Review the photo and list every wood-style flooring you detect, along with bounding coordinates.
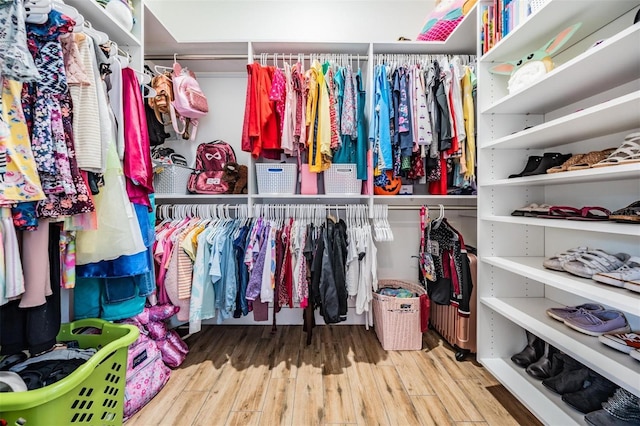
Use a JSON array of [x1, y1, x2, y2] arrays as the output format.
[[126, 325, 541, 426]]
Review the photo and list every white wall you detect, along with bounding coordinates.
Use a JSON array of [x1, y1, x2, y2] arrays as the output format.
[[145, 0, 435, 43]]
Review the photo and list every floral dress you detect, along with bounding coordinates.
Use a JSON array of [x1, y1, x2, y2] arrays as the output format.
[[0, 79, 46, 206], [22, 10, 94, 218]]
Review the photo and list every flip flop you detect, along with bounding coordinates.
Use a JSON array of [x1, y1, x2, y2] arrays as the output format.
[[537, 206, 581, 219], [510, 203, 551, 216], [566, 206, 611, 221]]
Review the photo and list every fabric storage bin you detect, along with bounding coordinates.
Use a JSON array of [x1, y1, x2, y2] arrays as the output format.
[[0, 319, 139, 426], [324, 163, 361, 194], [153, 163, 194, 194], [255, 163, 297, 195], [372, 280, 427, 350]]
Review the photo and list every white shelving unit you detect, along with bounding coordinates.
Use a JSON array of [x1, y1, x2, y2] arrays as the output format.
[[66, 0, 143, 69], [477, 0, 640, 423]]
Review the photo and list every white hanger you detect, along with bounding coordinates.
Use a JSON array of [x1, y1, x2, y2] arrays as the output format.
[[83, 21, 109, 46]]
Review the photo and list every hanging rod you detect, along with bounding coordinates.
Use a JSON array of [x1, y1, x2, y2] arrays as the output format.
[[145, 53, 370, 61]]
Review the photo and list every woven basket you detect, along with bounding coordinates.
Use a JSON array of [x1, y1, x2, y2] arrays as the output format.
[[372, 280, 427, 351], [153, 163, 194, 194]]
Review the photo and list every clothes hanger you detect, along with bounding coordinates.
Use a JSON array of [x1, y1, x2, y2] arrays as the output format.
[[82, 21, 109, 46]]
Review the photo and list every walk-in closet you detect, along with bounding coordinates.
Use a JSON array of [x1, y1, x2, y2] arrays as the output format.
[[1, 0, 638, 425]]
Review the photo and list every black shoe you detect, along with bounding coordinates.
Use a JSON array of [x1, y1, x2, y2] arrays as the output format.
[[522, 152, 572, 176], [509, 156, 543, 178], [511, 330, 545, 368], [562, 372, 618, 414], [542, 354, 589, 395], [526, 344, 562, 380]]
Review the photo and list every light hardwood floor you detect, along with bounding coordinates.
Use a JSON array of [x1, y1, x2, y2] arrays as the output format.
[[126, 325, 541, 426]]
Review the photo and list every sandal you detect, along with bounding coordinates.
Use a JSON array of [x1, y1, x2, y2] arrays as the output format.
[[537, 206, 582, 219], [565, 206, 611, 221], [562, 250, 630, 279], [543, 246, 589, 271], [511, 203, 551, 216], [592, 133, 640, 167], [567, 148, 616, 170], [609, 200, 640, 223], [547, 153, 585, 173]]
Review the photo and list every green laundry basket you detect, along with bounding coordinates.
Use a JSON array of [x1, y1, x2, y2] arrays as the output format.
[[0, 318, 139, 426]]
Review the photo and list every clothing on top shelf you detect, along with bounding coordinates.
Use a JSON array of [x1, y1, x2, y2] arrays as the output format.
[[242, 56, 368, 181], [371, 55, 477, 195]]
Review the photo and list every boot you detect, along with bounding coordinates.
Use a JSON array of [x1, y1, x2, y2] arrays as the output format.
[[562, 372, 619, 414], [509, 155, 542, 178], [585, 388, 640, 426], [511, 330, 545, 368], [522, 152, 572, 176], [542, 354, 589, 394], [526, 343, 561, 380]]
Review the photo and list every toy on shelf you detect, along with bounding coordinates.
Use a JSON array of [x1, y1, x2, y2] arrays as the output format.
[[489, 22, 582, 94]]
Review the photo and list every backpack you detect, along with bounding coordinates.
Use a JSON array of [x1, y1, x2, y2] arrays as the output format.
[[122, 330, 171, 421], [148, 71, 174, 125], [187, 140, 237, 194], [170, 62, 209, 141]]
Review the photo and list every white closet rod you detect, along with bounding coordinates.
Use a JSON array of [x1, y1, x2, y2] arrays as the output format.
[[145, 54, 370, 61], [157, 203, 476, 211]]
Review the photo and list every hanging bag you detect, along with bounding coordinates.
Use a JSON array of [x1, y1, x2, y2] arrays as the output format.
[[170, 62, 209, 140], [148, 71, 174, 125], [418, 206, 436, 284]]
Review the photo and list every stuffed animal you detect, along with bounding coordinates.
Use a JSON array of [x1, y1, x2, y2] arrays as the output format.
[[234, 164, 248, 194], [489, 23, 582, 94], [222, 162, 249, 194]]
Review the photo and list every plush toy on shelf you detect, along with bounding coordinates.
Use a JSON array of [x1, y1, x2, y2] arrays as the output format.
[[222, 162, 248, 194], [489, 22, 582, 95]]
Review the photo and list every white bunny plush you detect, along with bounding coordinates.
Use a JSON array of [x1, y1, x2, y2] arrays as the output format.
[[490, 23, 582, 94]]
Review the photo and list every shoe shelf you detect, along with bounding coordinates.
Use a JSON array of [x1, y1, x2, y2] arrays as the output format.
[[66, 0, 142, 47], [482, 216, 640, 237], [479, 358, 584, 425], [481, 163, 640, 187], [481, 296, 640, 396], [481, 92, 640, 151], [482, 256, 640, 315], [481, 23, 640, 115]]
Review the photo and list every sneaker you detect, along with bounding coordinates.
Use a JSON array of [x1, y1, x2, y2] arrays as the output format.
[[623, 279, 640, 294], [593, 257, 640, 287], [599, 332, 640, 354], [630, 349, 640, 362], [564, 310, 631, 337], [546, 303, 604, 322]]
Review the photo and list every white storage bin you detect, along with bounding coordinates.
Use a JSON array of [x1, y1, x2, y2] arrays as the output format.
[[255, 163, 297, 195], [324, 163, 361, 195]]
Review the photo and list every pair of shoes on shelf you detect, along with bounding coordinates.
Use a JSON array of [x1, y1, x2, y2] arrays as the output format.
[[537, 205, 610, 220], [510, 202, 552, 216], [546, 304, 631, 337], [546, 148, 616, 173], [599, 332, 640, 363], [509, 331, 562, 379], [591, 132, 640, 168], [609, 200, 640, 224], [540, 355, 619, 414], [585, 388, 640, 426], [509, 152, 572, 178], [561, 249, 630, 279]]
